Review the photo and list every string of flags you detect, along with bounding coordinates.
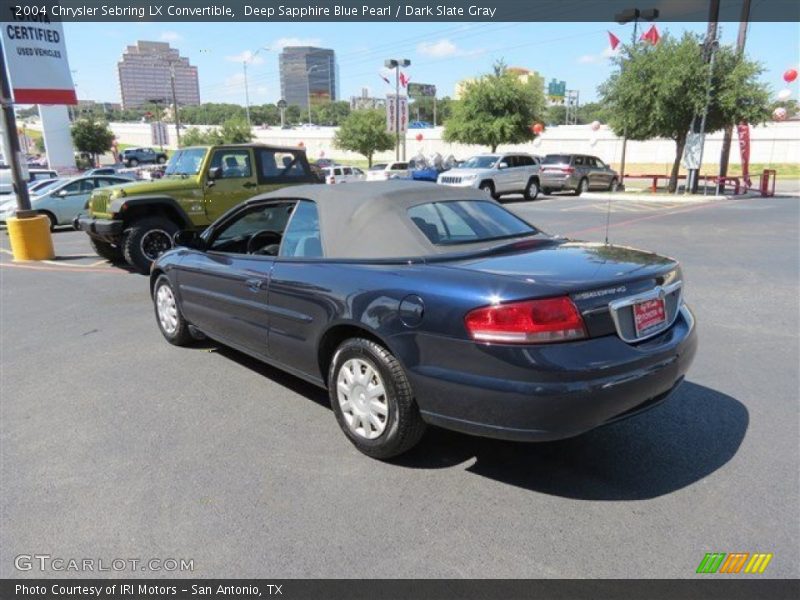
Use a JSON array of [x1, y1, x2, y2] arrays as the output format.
[[606, 24, 661, 51], [379, 67, 410, 88]]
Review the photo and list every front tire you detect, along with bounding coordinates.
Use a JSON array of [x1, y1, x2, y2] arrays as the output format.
[[329, 338, 426, 459], [39, 211, 57, 231], [128, 158, 139, 167], [122, 216, 179, 274], [608, 177, 619, 192], [153, 275, 193, 346], [479, 181, 497, 200], [524, 178, 540, 201], [157, 156, 167, 164], [89, 237, 123, 262]]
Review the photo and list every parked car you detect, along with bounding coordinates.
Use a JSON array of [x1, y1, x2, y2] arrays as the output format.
[[0, 175, 132, 230], [540, 154, 620, 195], [151, 181, 697, 459], [322, 165, 366, 184], [408, 121, 433, 129], [0, 168, 59, 195], [120, 147, 168, 168], [437, 153, 543, 200], [84, 167, 118, 176], [366, 161, 410, 181], [75, 144, 320, 272], [28, 177, 66, 195]]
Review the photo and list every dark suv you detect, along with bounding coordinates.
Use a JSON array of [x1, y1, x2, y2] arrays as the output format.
[[120, 147, 168, 167], [540, 154, 619, 195]]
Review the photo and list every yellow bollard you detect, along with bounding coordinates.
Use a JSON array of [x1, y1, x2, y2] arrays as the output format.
[[6, 215, 55, 260]]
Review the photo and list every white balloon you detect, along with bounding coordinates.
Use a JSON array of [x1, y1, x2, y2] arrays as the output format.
[[777, 88, 792, 100], [590, 120, 601, 131]]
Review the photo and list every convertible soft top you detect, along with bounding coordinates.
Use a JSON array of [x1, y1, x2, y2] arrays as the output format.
[[251, 180, 496, 259]]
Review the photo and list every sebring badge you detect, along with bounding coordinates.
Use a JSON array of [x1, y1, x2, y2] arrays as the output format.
[[573, 286, 628, 301]]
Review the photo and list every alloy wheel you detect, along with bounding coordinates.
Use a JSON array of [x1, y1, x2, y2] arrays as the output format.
[[156, 284, 178, 335]]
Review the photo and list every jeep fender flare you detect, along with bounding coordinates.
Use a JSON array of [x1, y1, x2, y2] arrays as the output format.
[[109, 196, 194, 229]]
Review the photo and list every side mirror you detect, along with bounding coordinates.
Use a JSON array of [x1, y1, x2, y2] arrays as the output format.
[[498, 162, 509, 170], [174, 230, 204, 250], [56, 189, 68, 197], [208, 166, 223, 181]]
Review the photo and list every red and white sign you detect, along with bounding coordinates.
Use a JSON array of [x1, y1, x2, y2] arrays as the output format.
[[386, 93, 409, 133], [737, 122, 751, 189], [633, 298, 666, 336], [1, 19, 77, 104]]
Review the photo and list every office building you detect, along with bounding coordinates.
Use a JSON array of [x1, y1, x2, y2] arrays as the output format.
[[279, 46, 337, 109], [118, 41, 200, 109]]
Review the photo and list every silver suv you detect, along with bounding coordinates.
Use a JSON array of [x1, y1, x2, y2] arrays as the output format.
[[437, 153, 543, 200], [540, 154, 619, 195]]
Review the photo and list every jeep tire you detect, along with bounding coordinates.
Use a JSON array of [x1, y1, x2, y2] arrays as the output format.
[[90, 237, 123, 262], [122, 216, 179, 274]]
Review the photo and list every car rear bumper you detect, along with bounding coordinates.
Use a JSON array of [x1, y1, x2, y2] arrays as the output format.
[[400, 304, 697, 442], [73, 214, 124, 240], [540, 174, 577, 190]]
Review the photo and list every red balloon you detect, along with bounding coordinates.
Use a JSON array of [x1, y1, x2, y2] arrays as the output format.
[[415, 133, 423, 142], [532, 123, 544, 135], [784, 68, 798, 83], [298, 141, 304, 147]]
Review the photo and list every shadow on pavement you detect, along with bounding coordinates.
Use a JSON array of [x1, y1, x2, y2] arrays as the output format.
[[201, 344, 748, 500], [395, 381, 748, 500]]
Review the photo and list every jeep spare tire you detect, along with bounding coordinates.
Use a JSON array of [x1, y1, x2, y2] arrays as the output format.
[[123, 216, 179, 274]]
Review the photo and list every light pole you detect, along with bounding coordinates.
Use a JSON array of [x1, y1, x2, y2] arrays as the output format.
[[613, 8, 659, 190], [243, 47, 270, 129], [385, 58, 410, 161]]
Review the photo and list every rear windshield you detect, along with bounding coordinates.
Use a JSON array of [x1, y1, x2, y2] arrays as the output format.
[[543, 155, 572, 165], [408, 200, 537, 246]]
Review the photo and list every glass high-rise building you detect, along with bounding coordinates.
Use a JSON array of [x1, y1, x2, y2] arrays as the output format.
[[118, 41, 200, 109], [279, 47, 337, 109]]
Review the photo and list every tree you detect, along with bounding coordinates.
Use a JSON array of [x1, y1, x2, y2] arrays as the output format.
[[410, 96, 454, 125], [443, 61, 546, 152], [179, 118, 252, 147], [70, 119, 114, 166], [312, 101, 351, 126], [333, 109, 394, 167], [599, 32, 770, 192], [219, 118, 253, 143]]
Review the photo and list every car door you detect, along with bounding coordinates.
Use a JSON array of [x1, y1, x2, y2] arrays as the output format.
[[50, 178, 95, 223], [496, 155, 518, 192], [265, 200, 327, 377], [177, 201, 297, 357], [593, 157, 612, 188], [203, 148, 259, 222]]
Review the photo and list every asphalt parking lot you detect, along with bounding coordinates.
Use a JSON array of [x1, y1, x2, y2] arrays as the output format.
[[1, 191, 798, 578]]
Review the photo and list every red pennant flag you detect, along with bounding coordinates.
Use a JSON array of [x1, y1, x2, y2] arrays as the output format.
[[641, 24, 660, 45], [379, 72, 390, 85], [608, 31, 620, 51], [399, 71, 410, 88]]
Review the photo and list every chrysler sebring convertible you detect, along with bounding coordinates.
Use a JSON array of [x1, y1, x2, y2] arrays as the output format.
[[151, 181, 697, 459]]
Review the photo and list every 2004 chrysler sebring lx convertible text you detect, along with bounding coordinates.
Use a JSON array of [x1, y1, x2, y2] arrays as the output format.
[[151, 181, 697, 459]]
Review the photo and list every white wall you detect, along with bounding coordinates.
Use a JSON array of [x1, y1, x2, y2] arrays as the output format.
[[101, 120, 800, 167]]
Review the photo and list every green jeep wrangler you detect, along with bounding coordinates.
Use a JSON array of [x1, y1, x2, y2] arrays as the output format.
[[75, 144, 320, 273]]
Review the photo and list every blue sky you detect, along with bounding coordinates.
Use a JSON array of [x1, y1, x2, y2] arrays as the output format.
[[63, 21, 800, 106]]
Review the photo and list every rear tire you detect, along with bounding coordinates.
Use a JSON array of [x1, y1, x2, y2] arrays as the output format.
[[574, 178, 589, 196], [153, 275, 193, 346], [157, 156, 167, 164], [329, 338, 426, 459], [122, 216, 179, 274], [89, 237, 123, 262], [524, 178, 540, 201]]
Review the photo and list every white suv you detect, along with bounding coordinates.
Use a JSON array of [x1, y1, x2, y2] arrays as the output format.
[[366, 161, 410, 181], [437, 153, 542, 200], [322, 165, 366, 184]]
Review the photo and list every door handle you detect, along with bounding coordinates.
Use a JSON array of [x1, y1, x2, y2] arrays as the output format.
[[246, 278, 266, 292], [243, 182, 258, 188]]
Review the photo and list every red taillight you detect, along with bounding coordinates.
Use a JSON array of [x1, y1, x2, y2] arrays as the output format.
[[562, 166, 575, 174], [464, 296, 587, 344]]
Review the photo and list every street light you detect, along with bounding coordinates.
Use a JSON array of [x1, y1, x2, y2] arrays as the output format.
[[614, 8, 659, 190], [385, 58, 411, 160], [243, 47, 270, 129]]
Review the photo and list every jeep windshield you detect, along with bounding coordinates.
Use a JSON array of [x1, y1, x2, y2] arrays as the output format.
[[164, 148, 207, 177], [459, 156, 499, 169]]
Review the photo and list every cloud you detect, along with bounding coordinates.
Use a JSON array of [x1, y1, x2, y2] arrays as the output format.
[[577, 47, 618, 64], [226, 50, 266, 65], [160, 31, 182, 42], [416, 39, 483, 58], [269, 37, 322, 51]]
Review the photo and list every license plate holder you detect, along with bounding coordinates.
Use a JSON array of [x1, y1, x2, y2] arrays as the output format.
[[633, 297, 666, 337]]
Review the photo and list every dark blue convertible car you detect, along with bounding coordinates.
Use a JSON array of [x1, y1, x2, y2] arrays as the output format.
[[151, 181, 697, 459]]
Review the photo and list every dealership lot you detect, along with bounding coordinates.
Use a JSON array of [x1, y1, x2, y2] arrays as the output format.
[[1, 192, 798, 578]]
